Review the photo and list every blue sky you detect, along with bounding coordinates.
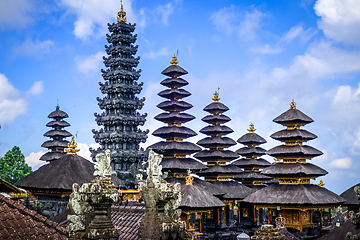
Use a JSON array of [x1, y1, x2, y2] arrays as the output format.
[[0, 0, 360, 195]]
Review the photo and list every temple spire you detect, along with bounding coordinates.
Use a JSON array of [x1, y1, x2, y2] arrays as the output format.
[[290, 99, 296, 109], [117, 1, 127, 22], [247, 122, 256, 133], [65, 136, 80, 155], [212, 88, 220, 102], [170, 53, 178, 65]]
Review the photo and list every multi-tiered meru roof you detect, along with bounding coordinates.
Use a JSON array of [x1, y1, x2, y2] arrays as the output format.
[[244, 101, 345, 230], [148, 55, 206, 177], [91, 5, 148, 189], [40, 106, 71, 162], [232, 123, 271, 189]]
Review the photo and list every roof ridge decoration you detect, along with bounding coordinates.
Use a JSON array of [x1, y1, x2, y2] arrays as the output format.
[[185, 170, 193, 185], [318, 178, 325, 187], [247, 122, 256, 133], [212, 88, 220, 102], [65, 136, 80, 155], [290, 99, 296, 109], [117, 2, 127, 22], [170, 53, 179, 65]]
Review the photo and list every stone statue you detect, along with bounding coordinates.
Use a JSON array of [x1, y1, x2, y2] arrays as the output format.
[[94, 149, 112, 177]]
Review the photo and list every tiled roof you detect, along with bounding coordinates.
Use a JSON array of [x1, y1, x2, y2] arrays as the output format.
[[0, 194, 67, 239]]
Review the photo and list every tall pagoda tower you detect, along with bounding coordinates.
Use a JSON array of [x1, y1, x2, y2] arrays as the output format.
[[232, 123, 271, 189], [244, 101, 345, 231], [194, 91, 254, 226], [40, 105, 71, 162], [91, 4, 148, 189], [148, 55, 206, 178]]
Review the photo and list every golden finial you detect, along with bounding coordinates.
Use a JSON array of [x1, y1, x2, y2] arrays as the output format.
[[117, 1, 127, 22], [185, 170, 194, 185], [65, 136, 80, 155], [170, 53, 178, 65], [290, 99, 296, 109], [318, 178, 325, 188], [212, 87, 220, 102], [247, 123, 256, 133]]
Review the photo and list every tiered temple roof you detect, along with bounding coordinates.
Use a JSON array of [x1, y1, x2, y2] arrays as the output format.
[[40, 106, 71, 162], [148, 55, 206, 177], [232, 123, 271, 189], [91, 5, 148, 189], [244, 101, 345, 231]]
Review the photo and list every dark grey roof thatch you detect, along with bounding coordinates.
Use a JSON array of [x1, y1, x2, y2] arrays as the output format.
[[203, 102, 229, 114], [340, 183, 360, 206], [160, 77, 188, 88], [17, 154, 95, 191], [158, 88, 191, 100], [211, 181, 255, 200], [154, 112, 195, 124], [237, 132, 266, 145], [44, 129, 72, 138], [197, 136, 236, 148], [199, 164, 243, 175], [273, 108, 313, 125], [231, 158, 271, 168], [148, 141, 201, 155], [261, 163, 327, 177], [201, 114, 231, 125], [266, 145, 323, 158], [157, 100, 193, 112], [194, 150, 238, 161], [180, 184, 225, 209], [236, 146, 266, 156], [233, 172, 272, 181], [160, 157, 207, 171], [270, 129, 317, 141], [318, 220, 360, 240], [167, 177, 225, 196], [41, 140, 69, 148], [152, 126, 197, 138], [243, 184, 345, 206], [48, 106, 69, 119], [46, 120, 70, 128], [161, 65, 188, 77], [39, 151, 66, 161], [199, 125, 233, 136]]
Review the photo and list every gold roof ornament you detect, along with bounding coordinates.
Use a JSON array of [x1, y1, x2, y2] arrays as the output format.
[[170, 53, 178, 65], [212, 88, 220, 102], [185, 170, 194, 185], [117, 2, 127, 22], [290, 99, 296, 109], [65, 136, 80, 155], [247, 123, 256, 133], [318, 178, 325, 188]]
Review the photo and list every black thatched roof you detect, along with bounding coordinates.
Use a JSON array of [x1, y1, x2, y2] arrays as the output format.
[[211, 181, 255, 200], [0, 178, 25, 194], [48, 106, 69, 119], [157, 100, 193, 112], [201, 114, 231, 125], [237, 132, 267, 145], [148, 141, 201, 155], [266, 145, 323, 158], [166, 177, 225, 196], [236, 146, 266, 157], [194, 150, 238, 161], [318, 220, 360, 240], [180, 184, 225, 209], [233, 172, 272, 181], [198, 164, 242, 175], [243, 184, 345, 206], [160, 157, 207, 171], [197, 136, 237, 148], [270, 129, 317, 142], [152, 126, 197, 138], [39, 151, 66, 161], [199, 125, 233, 136], [17, 154, 95, 191], [273, 108, 313, 125], [41, 140, 69, 148], [203, 102, 229, 114], [44, 129, 72, 138], [340, 183, 360, 206], [161, 65, 188, 78], [160, 77, 188, 88], [46, 120, 70, 128], [158, 88, 191, 100], [231, 158, 271, 168], [261, 163, 328, 178], [154, 112, 195, 124]]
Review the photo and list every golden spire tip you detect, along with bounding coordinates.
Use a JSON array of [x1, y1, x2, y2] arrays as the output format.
[[318, 178, 325, 188], [247, 123, 256, 133], [65, 136, 80, 155], [290, 99, 296, 109], [170, 53, 178, 65], [185, 169, 194, 185], [117, 1, 127, 22], [212, 87, 220, 102]]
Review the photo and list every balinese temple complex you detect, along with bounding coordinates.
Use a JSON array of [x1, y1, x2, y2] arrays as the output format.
[[40, 105, 71, 161], [91, 4, 148, 193], [244, 101, 345, 232]]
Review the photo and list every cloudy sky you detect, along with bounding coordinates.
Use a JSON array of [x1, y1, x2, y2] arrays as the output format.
[[0, 0, 360, 195]]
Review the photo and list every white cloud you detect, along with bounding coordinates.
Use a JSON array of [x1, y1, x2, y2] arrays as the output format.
[[329, 157, 352, 169], [0, 0, 34, 29], [154, 3, 174, 24], [25, 151, 46, 171], [250, 44, 282, 54], [77, 142, 100, 160], [143, 47, 171, 59], [75, 51, 105, 74], [27, 81, 44, 96], [12, 39, 54, 58], [314, 0, 360, 45], [57, 0, 137, 40], [283, 25, 317, 43]]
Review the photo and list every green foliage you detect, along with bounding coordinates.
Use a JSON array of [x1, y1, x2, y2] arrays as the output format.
[[0, 146, 32, 184]]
